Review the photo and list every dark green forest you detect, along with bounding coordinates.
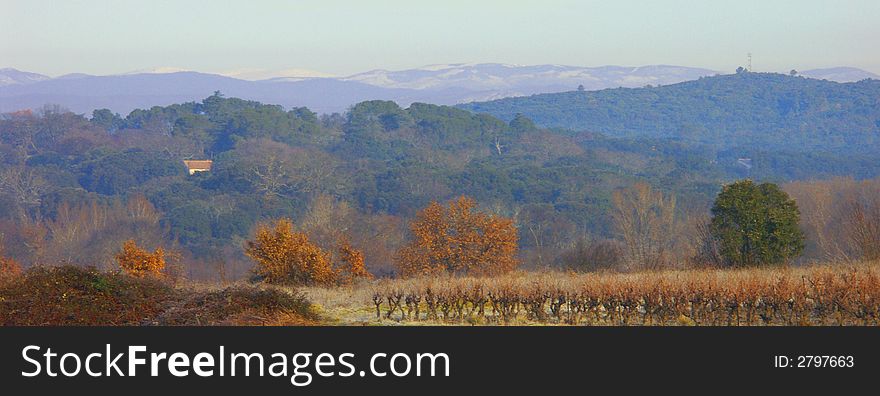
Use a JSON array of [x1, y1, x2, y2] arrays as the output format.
[[2, 73, 879, 278], [460, 72, 880, 155]]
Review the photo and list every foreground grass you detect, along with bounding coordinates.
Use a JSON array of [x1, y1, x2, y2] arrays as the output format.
[[0, 266, 320, 326], [303, 261, 880, 326], [5, 262, 880, 326]]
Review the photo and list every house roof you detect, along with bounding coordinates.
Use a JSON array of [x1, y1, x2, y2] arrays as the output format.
[[183, 160, 213, 170]]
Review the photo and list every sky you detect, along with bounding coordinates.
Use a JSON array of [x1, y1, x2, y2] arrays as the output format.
[[2, 0, 879, 77]]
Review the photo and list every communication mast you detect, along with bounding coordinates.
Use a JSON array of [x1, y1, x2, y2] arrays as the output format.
[[747, 53, 753, 72]]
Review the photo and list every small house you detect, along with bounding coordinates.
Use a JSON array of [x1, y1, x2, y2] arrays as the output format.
[[183, 160, 213, 175]]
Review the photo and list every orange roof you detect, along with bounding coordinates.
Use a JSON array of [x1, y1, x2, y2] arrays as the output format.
[[183, 160, 213, 170]]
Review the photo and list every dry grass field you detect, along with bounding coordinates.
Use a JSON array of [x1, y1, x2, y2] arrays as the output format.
[[302, 261, 880, 326], [3, 262, 879, 326]]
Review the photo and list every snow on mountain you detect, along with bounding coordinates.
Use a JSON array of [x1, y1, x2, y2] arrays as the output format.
[[221, 68, 337, 81], [342, 63, 722, 94], [1, 64, 877, 115], [800, 67, 880, 83], [0, 68, 51, 87], [120, 67, 194, 75]]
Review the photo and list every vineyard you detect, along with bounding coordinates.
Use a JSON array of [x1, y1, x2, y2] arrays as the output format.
[[304, 261, 880, 326]]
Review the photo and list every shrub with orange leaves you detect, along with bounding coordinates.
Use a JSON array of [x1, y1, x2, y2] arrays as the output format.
[[337, 237, 372, 284], [244, 219, 337, 286], [396, 196, 519, 277], [0, 256, 21, 282], [0, 240, 21, 282], [115, 240, 167, 277]]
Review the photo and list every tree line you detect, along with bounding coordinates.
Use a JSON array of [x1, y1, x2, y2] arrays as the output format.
[[1, 94, 876, 280]]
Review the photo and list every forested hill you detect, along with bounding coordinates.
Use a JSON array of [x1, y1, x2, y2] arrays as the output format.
[[3, 93, 880, 278], [458, 72, 880, 154]]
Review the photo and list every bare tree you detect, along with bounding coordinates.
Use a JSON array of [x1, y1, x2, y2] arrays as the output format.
[[611, 183, 676, 270], [785, 177, 880, 262], [0, 167, 47, 220], [232, 139, 339, 198], [516, 204, 577, 267], [556, 236, 624, 272], [842, 185, 880, 260], [39, 195, 167, 269], [688, 215, 723, 267]]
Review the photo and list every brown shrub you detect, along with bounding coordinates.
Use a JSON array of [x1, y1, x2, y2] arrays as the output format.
[[115, 239, 168, 277], [395, 196, 519, 277], [0, 256, 22, 282], [0, 266, 174, 325], [152, 286, 318, 326], [244, 219, 336, 286], [337, 237, 372, 284], [0, 265, 319, 326]]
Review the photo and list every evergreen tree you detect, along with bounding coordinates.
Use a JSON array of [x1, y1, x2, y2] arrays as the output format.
[[710, 180, 804, 266]]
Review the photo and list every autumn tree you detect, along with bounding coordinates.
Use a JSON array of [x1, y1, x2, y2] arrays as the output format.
[[395, 196, 519, 277], [115, 240, 167, 277], [0, 238, 22, 280], [611, 183, 676, 270], [244, 219, 336, 285], [337, 236, 372, 284]]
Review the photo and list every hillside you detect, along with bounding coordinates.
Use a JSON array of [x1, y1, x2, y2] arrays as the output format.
[[0, 95, 744, 278], [459, 72, 880, 154], [0, 68, 51, 86], [3, 94, 880, 280], [0, 71, 425, 115]]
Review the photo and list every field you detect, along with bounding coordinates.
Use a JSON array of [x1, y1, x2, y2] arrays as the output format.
[[3, 262, 879, 326], [303, 261, 880, 326]]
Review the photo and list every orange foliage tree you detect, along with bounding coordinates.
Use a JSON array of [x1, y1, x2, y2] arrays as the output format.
[[244, 219, 337, 286], [0, 240, 22, 280], [115, 240, 166, 277], [337, 236, 372, 284], [395, 196, 519, 277]]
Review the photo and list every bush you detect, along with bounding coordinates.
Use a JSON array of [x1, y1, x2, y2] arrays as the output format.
[[115, 240, 168, 277], [557, 238, 624, 272], [0, 241, 22, 282], [244, 219, 337, 286], [152, 286, 318, 326], [0, 265, 319, 326], [337, 237, 372, 284], [0, 255, 22, 283], [0, 266, 174, 325], [395, 196, 519, 277]]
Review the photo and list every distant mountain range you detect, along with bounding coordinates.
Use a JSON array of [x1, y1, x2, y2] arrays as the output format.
[[1, 64, 877, 115], [0, 68, 51, 86], [798, 67, 880, 82]]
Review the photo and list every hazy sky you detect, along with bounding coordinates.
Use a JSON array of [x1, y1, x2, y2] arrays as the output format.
[[2, 0, 878, 76]]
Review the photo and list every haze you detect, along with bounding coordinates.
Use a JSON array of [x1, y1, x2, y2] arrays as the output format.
[[2, 0, 879, 76]]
